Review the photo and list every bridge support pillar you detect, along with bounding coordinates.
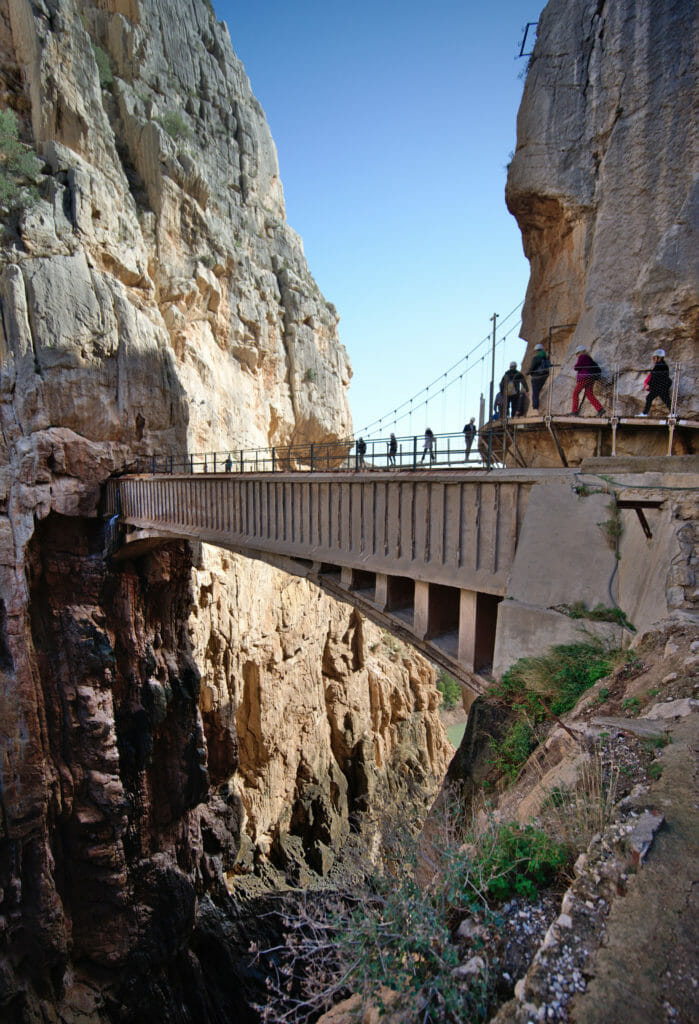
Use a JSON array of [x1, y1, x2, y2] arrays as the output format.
[[458, 589, 477, 670], [375, 573, 389, 609], [340, 566, 353, 588], [413, 581, 430, 639]]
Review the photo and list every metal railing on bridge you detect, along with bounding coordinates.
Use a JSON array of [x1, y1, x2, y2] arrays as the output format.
[[129, 431, 486, 476], [125, 360, 694, 477]]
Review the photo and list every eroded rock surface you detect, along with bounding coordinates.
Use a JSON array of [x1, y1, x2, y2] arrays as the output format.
[[0, 0, 449, 1018], [507, 0, 698, 429]]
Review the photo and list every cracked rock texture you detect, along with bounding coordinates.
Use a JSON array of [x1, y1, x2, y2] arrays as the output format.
[[0, 0, 449, 1018], [507, 0, 698, 430]]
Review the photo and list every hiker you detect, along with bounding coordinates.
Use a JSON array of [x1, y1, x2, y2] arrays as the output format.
[[640, 349, 672, 416], [493, 391, 503, 420], [356, 436, 366, 468], [420, 428, 435, 464], [571, 345, 605, 416], [528, 343, 550, 412], [463, 417, 476, 457], [499, 361, 528, 417], [388, 432, 397, 466]]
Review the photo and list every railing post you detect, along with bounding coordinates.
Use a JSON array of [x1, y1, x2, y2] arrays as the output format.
[[413, 435, 417, 470], [310, 443, 315, 471], [151, 454, 155, 475], [240, 449, 244, 473], [213, 452, 217, 473], [169, 455, 173, 474], [272, 447, 276, 472], [671, 361, 681, 417], [190, 454, 194, 474]]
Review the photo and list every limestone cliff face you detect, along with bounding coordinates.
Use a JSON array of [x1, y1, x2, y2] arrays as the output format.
[[0, 0, 449, 1018], [507, 0, 698, 422]]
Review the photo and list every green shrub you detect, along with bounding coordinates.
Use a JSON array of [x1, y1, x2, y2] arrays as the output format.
[[496, 640, 614, 718], [92, 44, 113, 87], [489, 716, 537, 782], [489, 640, 617, 788], [158, 109, 191, 141], [641, 734, 668, 753], [0, 108, 42, 209], [555, 601, 635, 632], [437, 670, 461, 711], [469, 821, 569, 902]]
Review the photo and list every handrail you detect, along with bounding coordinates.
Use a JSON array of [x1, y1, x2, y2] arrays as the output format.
[[129, 430, 487, 476], [122, 360, 694, 477]]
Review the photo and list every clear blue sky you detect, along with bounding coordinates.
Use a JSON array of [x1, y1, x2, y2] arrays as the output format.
[[214, 1, 540, 439]]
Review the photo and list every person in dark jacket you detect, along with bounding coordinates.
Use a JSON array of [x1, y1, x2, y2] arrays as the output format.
[[388, 432, 398, 466], [528, 343, 550, 411], [571, 345, 605, 416], [499, 362, 528, 417], [463, 417, 476, 457], [356, 437, 367, 468], [640, 349, 672, 416]]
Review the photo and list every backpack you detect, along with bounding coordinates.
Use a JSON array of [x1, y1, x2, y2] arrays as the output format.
[[530, 352, 550, 376], [587, 358, 602, 380]]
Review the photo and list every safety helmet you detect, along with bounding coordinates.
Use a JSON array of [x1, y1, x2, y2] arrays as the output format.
[[652, 348, 665, 358], [574, 345, 586, 353]]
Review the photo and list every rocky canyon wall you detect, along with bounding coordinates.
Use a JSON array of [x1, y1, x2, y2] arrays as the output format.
[[0, 0, 449, 1019], [507, 0, 697, 423]]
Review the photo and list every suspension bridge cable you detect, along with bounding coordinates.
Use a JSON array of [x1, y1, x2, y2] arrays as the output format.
[[362, 317, 523, 435], [358, 300, 523, 435]]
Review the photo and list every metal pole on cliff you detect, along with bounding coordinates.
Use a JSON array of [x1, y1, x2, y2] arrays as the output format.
[[487, 312, 498, 469]]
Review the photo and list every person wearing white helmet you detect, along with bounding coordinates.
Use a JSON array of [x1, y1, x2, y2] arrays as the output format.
[[640, 349, 672, 416], [527, 342, 551, 412]]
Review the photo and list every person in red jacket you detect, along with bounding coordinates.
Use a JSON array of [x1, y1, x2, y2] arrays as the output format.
[[571, 345, 606, 416]]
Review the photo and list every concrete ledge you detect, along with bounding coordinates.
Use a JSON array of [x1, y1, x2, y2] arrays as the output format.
[[493, 601, 623, 677], [581, 454, 699, 474]]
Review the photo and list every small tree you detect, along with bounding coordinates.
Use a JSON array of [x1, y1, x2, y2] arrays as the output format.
[[0, 109, 42, 208], [436, 669, 461, 711]]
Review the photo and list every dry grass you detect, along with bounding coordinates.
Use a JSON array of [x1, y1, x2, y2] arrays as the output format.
[[538, 741, 620, 853]]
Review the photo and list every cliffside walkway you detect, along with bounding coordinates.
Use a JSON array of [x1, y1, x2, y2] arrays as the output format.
[[104, 455, 697, 694]]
